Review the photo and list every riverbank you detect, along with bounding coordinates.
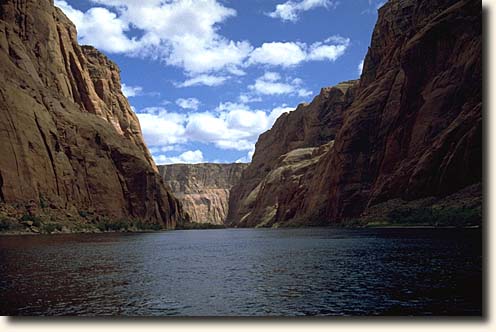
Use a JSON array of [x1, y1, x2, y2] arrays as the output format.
[[0, 202, 169, 236], [0, 220, 481, 236], [1, 189, 482, 236]]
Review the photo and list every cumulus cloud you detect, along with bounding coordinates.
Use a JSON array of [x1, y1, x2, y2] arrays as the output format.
[[55, 0, 251, 75], [249, 42, 307, 67], [55, 1, 137, 53], [135, 103, 295, 158], [176, 97, 200, 110], [136, 108, 187, 147], [166, 37, 252, 74], [149, 145, 183, 154], [297, 88, 313, 97], [268, 0, 337, 22], [248, 72, 313, 97], [307, 36, 350, 61], [121, 84, 143, 97], [248, 36, 350, 67], [55, 1, 351, 84], [175, 74, 229, 87], [249, 75, 294, 95], [239, 94, 262, 103], [154, 150, 204, 165]]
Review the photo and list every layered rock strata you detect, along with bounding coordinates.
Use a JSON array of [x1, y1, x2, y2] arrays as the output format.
[[160, 163, 248, 225]]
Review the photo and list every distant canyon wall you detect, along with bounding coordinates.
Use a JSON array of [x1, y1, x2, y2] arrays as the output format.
[[227, 0, 481, 227], [0, 0, 187, 228], [160, 163, 248, 225]]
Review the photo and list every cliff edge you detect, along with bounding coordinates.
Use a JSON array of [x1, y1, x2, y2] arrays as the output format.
[[0, 0, 187, 232], [227, 0, 481, 227]]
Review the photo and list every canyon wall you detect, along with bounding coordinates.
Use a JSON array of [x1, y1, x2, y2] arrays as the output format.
[[227, 0, 482, 227], [160, 163, 248, 225], [0, 0, 187, 228]]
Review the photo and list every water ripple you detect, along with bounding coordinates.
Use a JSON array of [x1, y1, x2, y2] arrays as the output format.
[[0, 228, 482, 316]]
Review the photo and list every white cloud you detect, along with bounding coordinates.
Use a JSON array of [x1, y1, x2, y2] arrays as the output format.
[[55, 1, 350, 83], [175, 74, 229, 87], [154, 150, 204, 165], [136, 108, 187, 146], [358, 59, 364, 75], [149, 145, 183, 154], [55, 0, 251, 75], [249, 79, 294, 95], [176, 98, 200, 110], [185, 112, 230, 142], [297, 88, 313, 97], [136, 103, 295, 156], [248, 36, 349, 67], [55, 1, 137, 53], [308, 36, 350, 61], [183, 102, 294, 151], [239, 94, 262, 103], [268, 0, 336, 22], [249, 42, 307, 67], [166, 36, 252, 74], [248, 72, 313, 97], [261, 72, 282, 82], [121, 83, 143, 97]]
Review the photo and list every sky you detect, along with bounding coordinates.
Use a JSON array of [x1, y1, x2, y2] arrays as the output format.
[[55, 0, 385, 164]]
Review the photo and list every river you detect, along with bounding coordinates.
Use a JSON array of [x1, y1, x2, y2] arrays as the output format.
[[0, 228, 482, 316]]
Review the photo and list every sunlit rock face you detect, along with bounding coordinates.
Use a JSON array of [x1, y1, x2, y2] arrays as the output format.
[[227, 0, 481, 227], [160, 163, 248, 225], [0, 0, 187, 228]]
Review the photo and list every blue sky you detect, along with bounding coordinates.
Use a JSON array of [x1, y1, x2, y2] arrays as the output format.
[[55, 0, 384, 164]]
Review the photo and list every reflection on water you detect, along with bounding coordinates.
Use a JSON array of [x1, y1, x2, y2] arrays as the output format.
[[0, 228, 482, 316]]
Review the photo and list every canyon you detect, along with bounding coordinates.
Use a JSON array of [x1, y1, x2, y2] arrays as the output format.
[[0, 0, 484, 319], [0, 0, 482, 233], [160, 163, 247, 225], [0, 0, 187, 232]]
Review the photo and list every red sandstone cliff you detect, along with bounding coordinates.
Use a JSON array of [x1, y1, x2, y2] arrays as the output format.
[[227, 0, 481, 227], [0, 0, 187, 231]]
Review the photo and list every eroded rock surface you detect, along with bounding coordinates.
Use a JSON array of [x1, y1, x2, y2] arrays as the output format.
[[0, 0, 187, 229], [160, 163, 248, 225], [227, 82, 358, 227], [227, 0, 481, 227]]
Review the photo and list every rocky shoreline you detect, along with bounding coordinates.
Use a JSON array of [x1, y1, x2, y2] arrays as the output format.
[[0, 223, 481, 237], [0, 202, 167, 235]]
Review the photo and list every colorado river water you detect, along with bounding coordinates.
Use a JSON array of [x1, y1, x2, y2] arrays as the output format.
[[0, 227, 482, 316]]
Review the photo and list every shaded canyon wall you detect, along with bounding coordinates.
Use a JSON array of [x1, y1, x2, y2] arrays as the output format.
[[0, 0, 188, 228], [227, 0, 481, 227]]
